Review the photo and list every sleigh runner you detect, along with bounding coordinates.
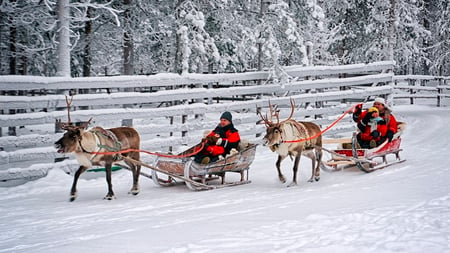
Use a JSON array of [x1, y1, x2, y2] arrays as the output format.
[[321, 122, 407, 173]]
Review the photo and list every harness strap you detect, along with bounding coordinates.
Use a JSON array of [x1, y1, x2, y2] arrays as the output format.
[[78, 131, 102, 161], [92, 128, 122, 161]]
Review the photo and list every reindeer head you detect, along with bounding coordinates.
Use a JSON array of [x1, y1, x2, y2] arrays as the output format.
[[258, 99, 296, 150], [55, 127, 82, 153]]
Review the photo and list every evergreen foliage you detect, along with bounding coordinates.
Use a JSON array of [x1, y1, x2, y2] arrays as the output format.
[[0, 0, 448, 76]]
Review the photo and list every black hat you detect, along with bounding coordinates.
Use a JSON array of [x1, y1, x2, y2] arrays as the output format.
[[220, 111, 232, 122]]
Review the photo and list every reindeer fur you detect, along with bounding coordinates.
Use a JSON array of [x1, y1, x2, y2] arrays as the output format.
[[55, 126, 141, 201], [263, 120, 322, 186], [259, 100, 322, 187]]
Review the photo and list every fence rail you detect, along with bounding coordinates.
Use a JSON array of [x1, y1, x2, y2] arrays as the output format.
[[7, 60, 448, 185], [392, 75, 450, 106]]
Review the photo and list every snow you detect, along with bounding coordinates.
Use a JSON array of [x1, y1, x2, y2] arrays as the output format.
[[1, 104, 449, 253]]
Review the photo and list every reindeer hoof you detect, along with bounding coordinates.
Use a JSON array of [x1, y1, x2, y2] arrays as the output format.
[[287, 182, 297, 187], [128, 189, 140, 196], [315, 176, 320, 182], [69, 193, 77, 202], [103, 194, 116, 200], [279, 176, 286, 183]]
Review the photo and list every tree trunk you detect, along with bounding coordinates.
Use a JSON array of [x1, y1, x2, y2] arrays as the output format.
[[56, 0, 71, 77], [123, 0, 134, 75], [387, 0, 396, 61], [257, 0, 265, 71], [82, 7, 92, 77]]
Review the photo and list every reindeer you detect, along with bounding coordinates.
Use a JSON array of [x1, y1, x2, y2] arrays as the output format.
[[259, 99, 323, 187], [54, 96, 141, 201]]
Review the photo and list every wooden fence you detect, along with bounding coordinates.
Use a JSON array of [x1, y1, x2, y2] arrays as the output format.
[[392, 75, 450, 106], [0, 61, 397, 184]]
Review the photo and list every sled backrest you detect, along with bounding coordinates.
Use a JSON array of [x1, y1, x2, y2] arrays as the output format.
[[393, 121, 407, 140]]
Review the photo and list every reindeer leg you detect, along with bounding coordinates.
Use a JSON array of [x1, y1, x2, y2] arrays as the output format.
[[104, 161, 115, 200], [70, 165, 88, 202], [302, 152, 316, 182], [126, 152, 140, 195], [308, 154, 315, 183], [314, 148, 322, 182], [288, 154, 301, 187], [276, 155, 286, 183]]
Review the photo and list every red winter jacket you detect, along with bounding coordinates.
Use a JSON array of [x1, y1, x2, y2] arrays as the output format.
[[205, 124, 240, 157], [357, 110, 398, 142]]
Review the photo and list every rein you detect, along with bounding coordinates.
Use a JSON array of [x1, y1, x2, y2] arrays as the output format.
[[88, 141, 206, 158], [282, 104, 359, 143]]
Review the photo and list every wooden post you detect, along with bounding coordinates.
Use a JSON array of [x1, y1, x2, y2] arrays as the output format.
[[181, 114, 187, 145], [8, 109, 16, 136], [409, 79, 415, 105], [169, 116, 174, 152], [55, 119, 64, 133], [437, 78, 442, 107], [122, 119, 133, 127]]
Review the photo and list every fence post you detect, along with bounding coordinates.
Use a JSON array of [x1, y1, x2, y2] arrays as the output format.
[[437, 78, 443, 107], [122, 119, 133, 127], [181, 114, 188, 145], [169, 116, 174, 153], [409, 79, 415, 105]]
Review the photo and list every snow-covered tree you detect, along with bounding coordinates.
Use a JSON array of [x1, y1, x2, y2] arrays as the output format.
[[426, 0, 450, 76], [174, 0, 220, 74]]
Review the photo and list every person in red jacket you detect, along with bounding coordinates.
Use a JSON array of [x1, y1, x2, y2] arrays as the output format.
[[372, 97, 398, 143], [353, 97, 398, 148], [194, 111, 241, 164], [355, 107, 383, 148]]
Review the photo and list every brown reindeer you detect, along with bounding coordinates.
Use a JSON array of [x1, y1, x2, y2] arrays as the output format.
[[259, 99, 323, 187], [54, 96, 141, 201]]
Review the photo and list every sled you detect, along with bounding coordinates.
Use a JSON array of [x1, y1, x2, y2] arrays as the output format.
[[120, 141, 257, 191], [321, 122, 406, 173]]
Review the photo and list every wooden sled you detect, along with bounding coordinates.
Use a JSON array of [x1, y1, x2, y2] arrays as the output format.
[[120, 141, 257, 191], [321, 122, 406, 173]]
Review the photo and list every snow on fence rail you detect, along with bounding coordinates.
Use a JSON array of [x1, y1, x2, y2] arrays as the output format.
[[392, 75, 450, 107], [0, 61, 395, 185]]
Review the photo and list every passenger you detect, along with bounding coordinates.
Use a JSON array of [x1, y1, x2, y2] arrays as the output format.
[[353, 98, 398, 148], [194, 111, 241, 164], [355, 107, 383, 148], [372, 97, 398, 143]]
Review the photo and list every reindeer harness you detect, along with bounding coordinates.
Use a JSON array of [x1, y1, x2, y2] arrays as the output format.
[[79, 127, 122, 161]]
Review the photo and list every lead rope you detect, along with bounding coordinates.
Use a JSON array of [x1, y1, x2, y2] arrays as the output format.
[[89, 141, 206, 158], [283, 104, 360, 143]]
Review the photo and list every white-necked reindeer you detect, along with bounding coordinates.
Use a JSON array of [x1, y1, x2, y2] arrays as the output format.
[[259, 99, 323, 187], [54, 96, 141, 201]]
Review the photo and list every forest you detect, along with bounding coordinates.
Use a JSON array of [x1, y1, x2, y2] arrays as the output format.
[[0, 0, 448, 77]]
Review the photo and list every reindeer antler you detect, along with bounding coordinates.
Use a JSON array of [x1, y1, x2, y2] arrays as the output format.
[[65, 95, 74, 124], [56, 95, 93, 130], [279, 98, 296, 124], [286, 98, 296, 121], [257, 105, 271, 127], [79, 117, 93, 129]]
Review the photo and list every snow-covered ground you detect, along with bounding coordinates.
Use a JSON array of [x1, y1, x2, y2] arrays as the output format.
[[0, 104, 449, 253]]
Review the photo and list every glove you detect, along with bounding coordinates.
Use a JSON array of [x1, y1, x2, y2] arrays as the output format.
[[352, 104, 363, 122], [216, 138, 223, 146], [386, 130, 394, 141], [205, 135, 218, 146], [353, 104, 362, 115], [370, 130, 380, 138], [362, 112, 373, 125]]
